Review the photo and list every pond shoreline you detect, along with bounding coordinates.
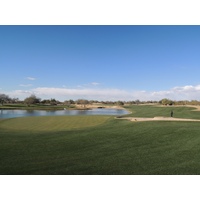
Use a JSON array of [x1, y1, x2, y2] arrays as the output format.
[[0, 104, 125, 111], [0, 108, 129, 119]]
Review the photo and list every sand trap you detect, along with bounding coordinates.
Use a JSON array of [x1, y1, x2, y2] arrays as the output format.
[[118, 116, 200, 122]]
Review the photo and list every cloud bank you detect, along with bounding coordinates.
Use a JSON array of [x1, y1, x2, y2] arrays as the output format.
[[4, 84, 200, 101]]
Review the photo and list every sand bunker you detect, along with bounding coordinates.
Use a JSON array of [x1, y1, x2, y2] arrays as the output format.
[[118, 117, 200, 122]]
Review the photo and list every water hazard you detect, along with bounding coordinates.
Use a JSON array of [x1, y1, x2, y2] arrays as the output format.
[[0, 108, 129, 119]]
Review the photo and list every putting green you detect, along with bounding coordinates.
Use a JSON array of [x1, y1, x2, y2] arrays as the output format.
[[0, 116, 111, 132]]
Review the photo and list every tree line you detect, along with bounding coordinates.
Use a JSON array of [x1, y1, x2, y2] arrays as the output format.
[[1, 93, 200, 106], [0, 94, 19, 105]]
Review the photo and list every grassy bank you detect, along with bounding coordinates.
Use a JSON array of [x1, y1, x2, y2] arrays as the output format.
[[0, 104, 72, 110], [1, 105, 200, 175], [124, 104, 200, 119]]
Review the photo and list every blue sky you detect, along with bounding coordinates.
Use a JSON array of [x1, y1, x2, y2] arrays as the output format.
[[1, 25, 200, 101]]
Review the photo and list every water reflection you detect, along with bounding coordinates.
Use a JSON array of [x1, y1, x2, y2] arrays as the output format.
[[0, 108, 129, 119]]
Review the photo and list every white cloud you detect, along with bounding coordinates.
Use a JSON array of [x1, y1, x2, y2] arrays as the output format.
[[150, 85, 200, 100], [91, 82, 100, 86], [4, 84, 200, 101], [19, 84, 33, 87], [26, 77, 36, 81], [77, 82, 101, 88]]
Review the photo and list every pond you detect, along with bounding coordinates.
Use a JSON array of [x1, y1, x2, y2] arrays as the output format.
[[0, 108, 129, 119]]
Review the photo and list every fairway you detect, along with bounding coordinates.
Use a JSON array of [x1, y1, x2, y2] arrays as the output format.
[[0, 115, 111, 132], [1, 105, 200, 175]]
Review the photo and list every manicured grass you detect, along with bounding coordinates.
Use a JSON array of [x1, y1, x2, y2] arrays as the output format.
[[124, 105, 200, 119], [0, 104, 68, 110], [0, 116, 110, 132], [1, 105, 200, 175]]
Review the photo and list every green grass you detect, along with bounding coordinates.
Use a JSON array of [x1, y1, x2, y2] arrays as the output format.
[[124, 104, 200, 119], [0, 104, 68, 110], [0, 116, 110, 132], [1, 105, 200, 175]]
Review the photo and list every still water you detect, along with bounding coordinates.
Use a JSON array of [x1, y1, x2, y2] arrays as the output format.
[[0, 108, 129, 119]]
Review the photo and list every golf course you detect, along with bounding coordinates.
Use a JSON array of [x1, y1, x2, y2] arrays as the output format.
[[0, 105, 200, 175]]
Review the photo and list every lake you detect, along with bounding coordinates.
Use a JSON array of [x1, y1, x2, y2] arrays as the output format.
[[0, 108, 129, 119]]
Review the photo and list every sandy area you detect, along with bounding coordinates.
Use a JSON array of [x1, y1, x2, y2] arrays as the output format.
[[186, 105, 200, 111], [118, 116, 200, 122]]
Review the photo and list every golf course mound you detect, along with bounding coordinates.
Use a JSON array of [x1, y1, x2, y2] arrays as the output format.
[[0, 116, 111, 132], [118, 116, 200, 122]]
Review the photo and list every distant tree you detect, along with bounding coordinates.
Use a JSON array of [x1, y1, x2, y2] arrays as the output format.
[[127, 101, 136, 105], [0, 94, 10, 105], [76, 99, 89, 108], [89, 100, 99, 104], [190, 100, 200, 106], [24, 95, 41, 106], [50, 98, 58, 105], [135, 99, 140, 105], [41, 99, 51, 104], [64, 99, 75, 105], [102, 101, 114, 105], [160, 98, 174, 106], [11, 98, 19, 103], [116, 101, 124, 106], [174, 100, 188, 106], [69, 99, 75, 104], [40, 99, 60, 105]]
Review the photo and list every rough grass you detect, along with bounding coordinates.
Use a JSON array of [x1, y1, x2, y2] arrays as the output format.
[[1, 105, 200, 175]]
